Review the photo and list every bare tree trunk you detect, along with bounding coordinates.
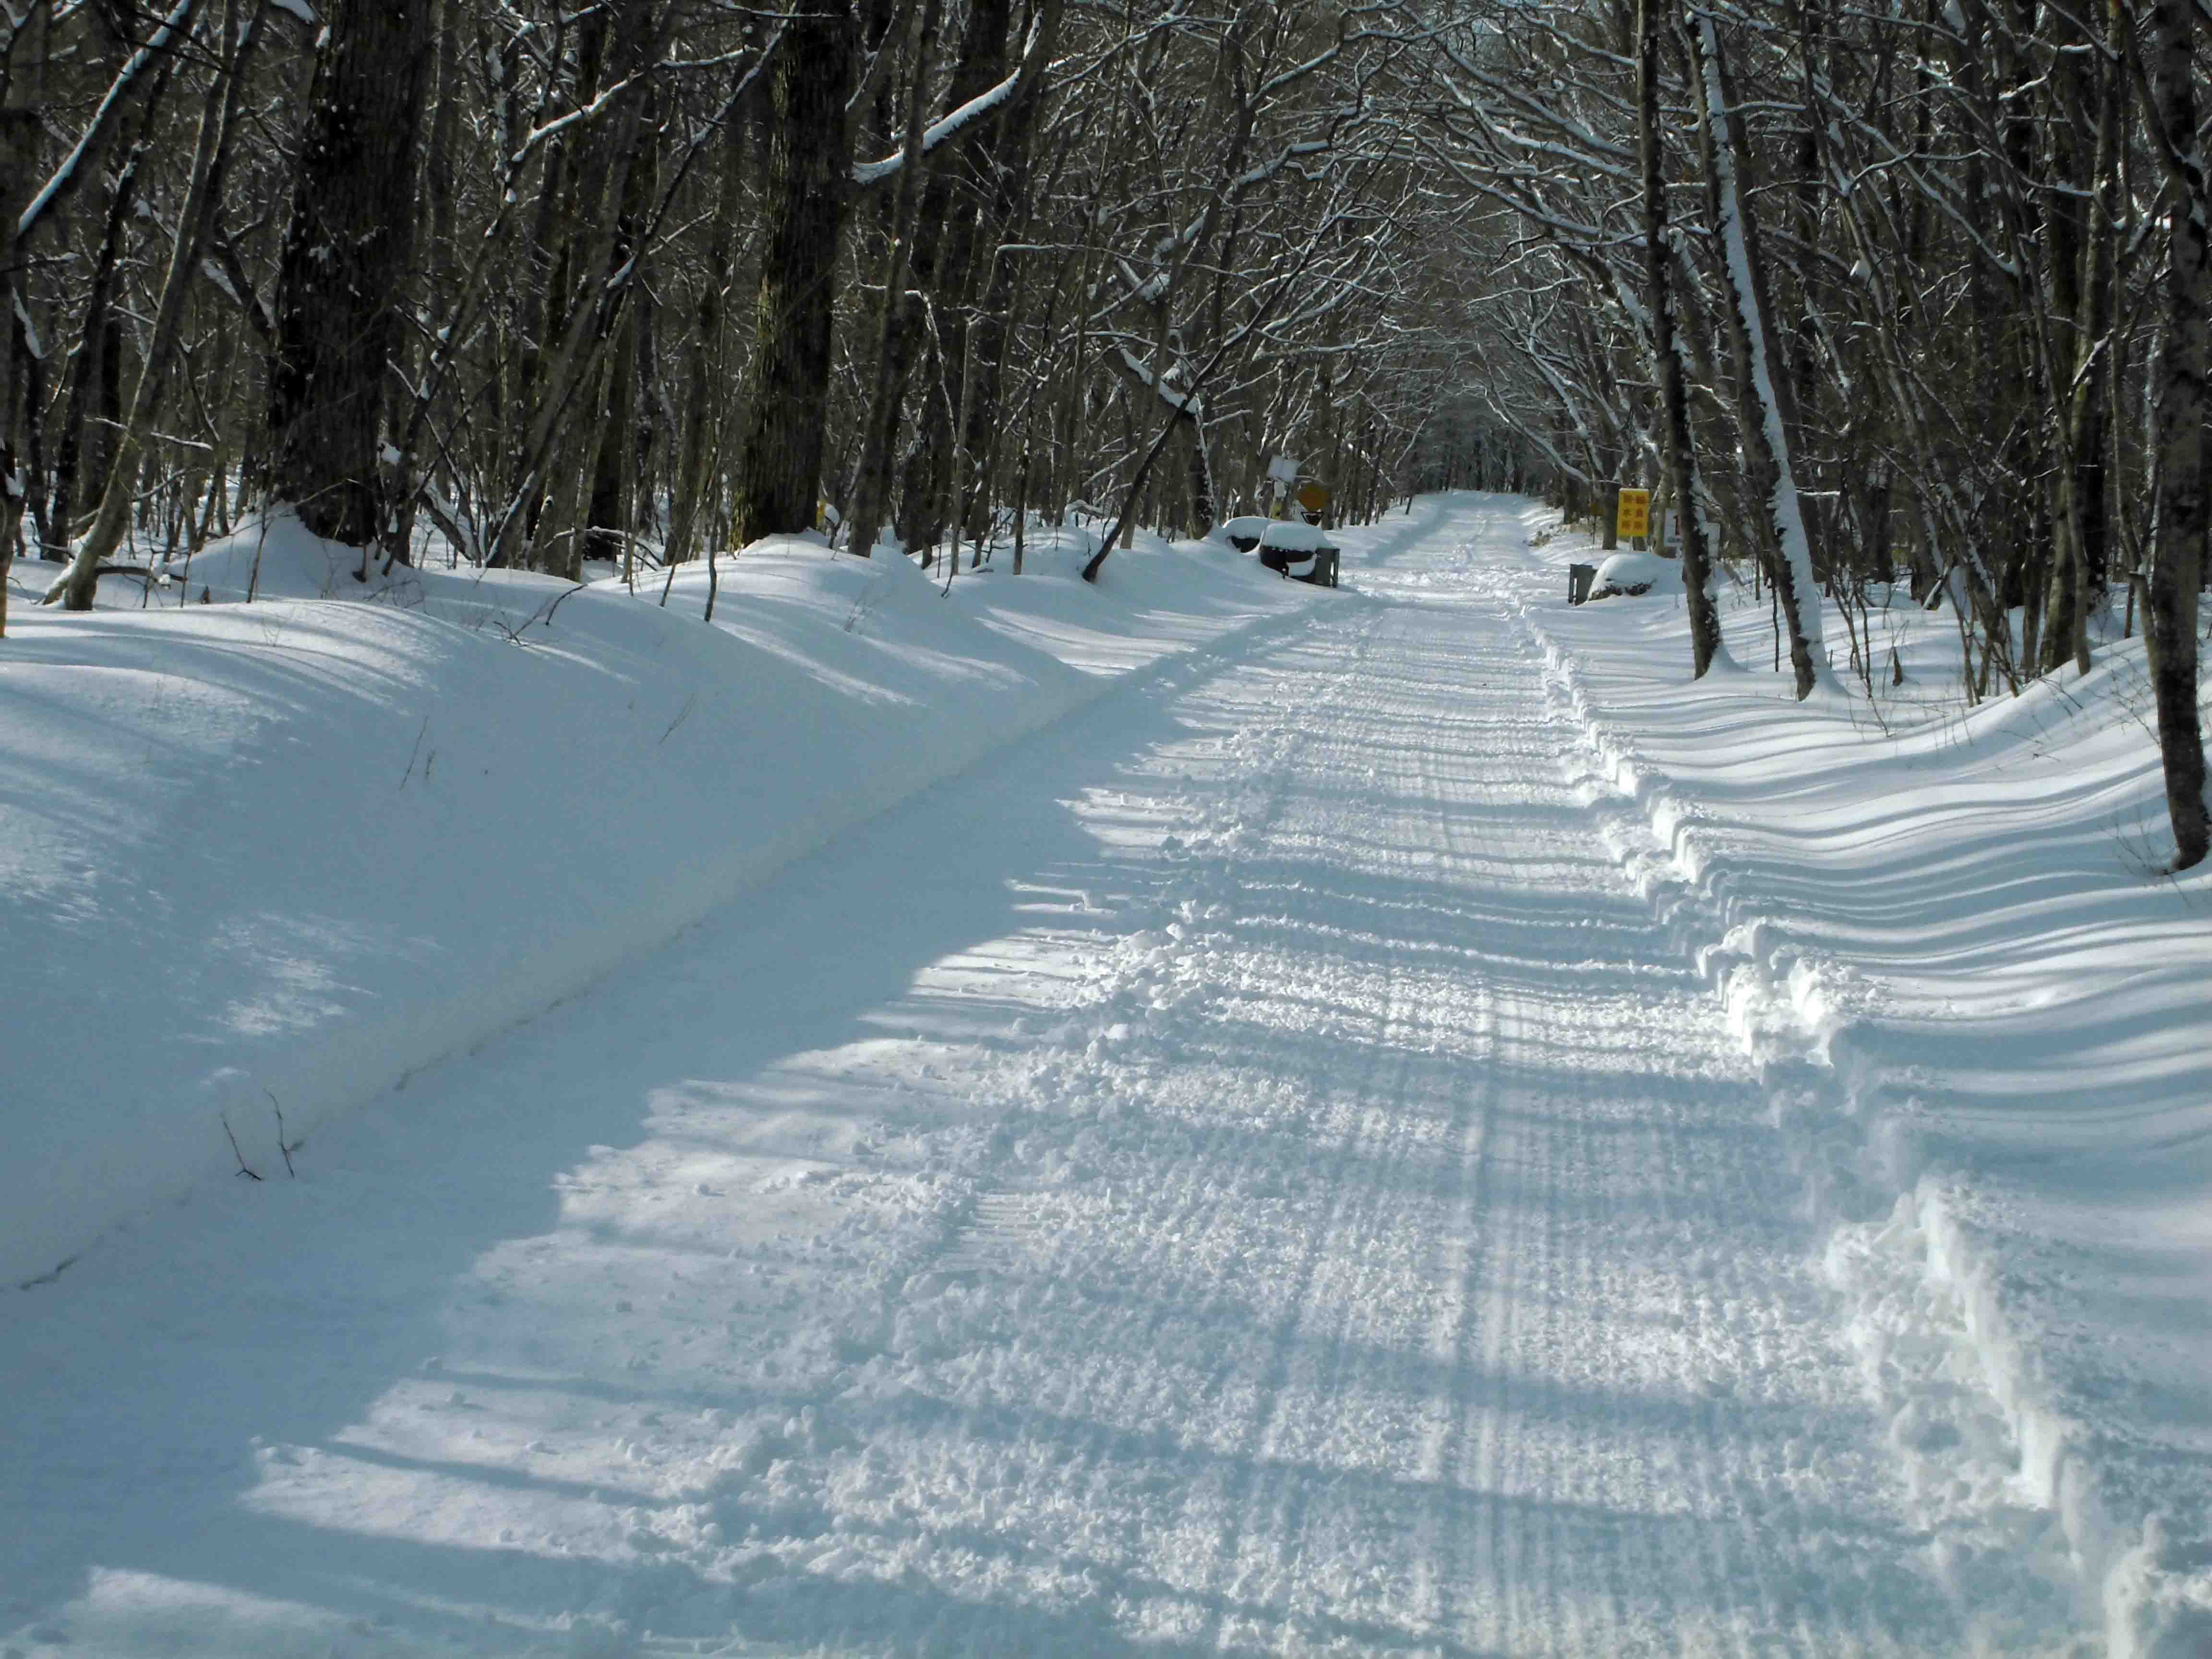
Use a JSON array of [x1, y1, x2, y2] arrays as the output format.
[[888, 0, 1016, 555], [488, 0, 655, 577], [586, 81, 658, 563], [0, 100, 37, 636], [1690, 7, 1821, 697], [843, 0, 945, 558], [264, 0, 433, 552], [663, 101, 750, 572], [48, 0, 265, 610], [956, 0, 1063, 538], [734, 0, 857, 543], [2047, 0, 2124, 679], [1640, 0, 1721, 674], [40, 40, 180, 563], [2142, 0, 2208, 867]]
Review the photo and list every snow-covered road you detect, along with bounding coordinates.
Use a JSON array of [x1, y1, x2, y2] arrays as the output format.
[[7, 499, 1990, 1655]]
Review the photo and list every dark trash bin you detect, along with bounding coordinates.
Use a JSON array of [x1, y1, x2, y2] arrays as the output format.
[[1568, 563, 1597, 605]]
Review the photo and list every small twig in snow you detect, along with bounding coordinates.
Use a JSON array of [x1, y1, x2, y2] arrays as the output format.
[[269, 1092, 299, 1178], [398, 715, 431, 789], [659, 693, 696, 746], [223, 1113, 262, 1181]]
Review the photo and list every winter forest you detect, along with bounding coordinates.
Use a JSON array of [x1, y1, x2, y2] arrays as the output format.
[[0, 0, 2205, 857], [6, 0, 2212, 1653]]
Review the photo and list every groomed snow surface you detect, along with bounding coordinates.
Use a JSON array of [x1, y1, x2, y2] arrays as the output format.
[[3, 494, 2206, 1656]]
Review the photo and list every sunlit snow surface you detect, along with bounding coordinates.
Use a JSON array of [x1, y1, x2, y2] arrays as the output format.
[[3, 497, 2205, 1656]]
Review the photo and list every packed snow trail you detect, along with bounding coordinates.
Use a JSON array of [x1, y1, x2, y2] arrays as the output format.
[[6, 498, 2002, 1656]]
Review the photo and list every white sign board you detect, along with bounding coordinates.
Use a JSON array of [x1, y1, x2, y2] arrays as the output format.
[[1266, 454, 1300, 485]]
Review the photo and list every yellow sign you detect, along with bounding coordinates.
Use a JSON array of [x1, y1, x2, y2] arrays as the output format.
[[1297, 483, 1332, 516], [1616, 488, 1651, 538]]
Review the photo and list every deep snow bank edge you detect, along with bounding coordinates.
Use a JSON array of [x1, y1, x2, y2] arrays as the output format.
[[2, 523, 1336, 1291]]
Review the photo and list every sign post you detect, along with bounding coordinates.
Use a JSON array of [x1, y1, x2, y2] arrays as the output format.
[[1615, 488, 1651, 546]]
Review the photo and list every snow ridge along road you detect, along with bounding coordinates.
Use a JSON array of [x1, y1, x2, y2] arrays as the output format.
[[6, 497, 2063, 1655]]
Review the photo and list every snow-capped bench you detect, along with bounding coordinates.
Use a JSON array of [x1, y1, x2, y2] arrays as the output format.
[[1256, 519, 1341, 589]]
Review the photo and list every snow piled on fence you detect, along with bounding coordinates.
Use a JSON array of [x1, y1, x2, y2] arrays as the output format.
[[1499, 502, 2212, 1658], [0, 512, 1319, 1292]]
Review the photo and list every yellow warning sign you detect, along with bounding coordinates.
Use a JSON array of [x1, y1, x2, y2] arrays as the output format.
[[1297, 483, 1332, 517], [1616, 488, 1651, 539]]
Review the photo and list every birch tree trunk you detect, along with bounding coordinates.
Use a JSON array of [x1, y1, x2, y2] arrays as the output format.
[[1690, 7, 1821, 698]]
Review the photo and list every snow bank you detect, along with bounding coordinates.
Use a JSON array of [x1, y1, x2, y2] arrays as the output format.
[[1497, 501, 2212, 1651], [0, 512, 1320, 1290]]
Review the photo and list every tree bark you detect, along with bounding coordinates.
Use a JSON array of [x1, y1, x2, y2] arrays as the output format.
[[264, 0, 434, 551], [2142, 0, 2209, 867], [2045, 0, 2124, 679], [956, 0, 1068, 542], [734, 0, 858, 543], [1640, 0, 1721, 675]]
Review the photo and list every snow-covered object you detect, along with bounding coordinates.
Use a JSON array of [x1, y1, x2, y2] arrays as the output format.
[[1588, 549, 1683, 599], [1218, 515, 1270, 550], [1258, 518, 1332, 553], [0, 511, 1320, 1289]]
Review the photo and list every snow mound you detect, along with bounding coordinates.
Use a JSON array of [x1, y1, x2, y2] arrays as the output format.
[[1588, 549, 1682, 598]]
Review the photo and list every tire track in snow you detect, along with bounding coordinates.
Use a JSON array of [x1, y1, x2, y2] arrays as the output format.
[[1335, 550, 1953, 1659], [180, 503, 1981, 1655], [0, 501, 2019, 1659], [1193, 616, 1492, 1653]]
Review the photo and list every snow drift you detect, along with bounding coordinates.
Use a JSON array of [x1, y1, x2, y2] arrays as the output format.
[[0, 513, 1320, 1290]]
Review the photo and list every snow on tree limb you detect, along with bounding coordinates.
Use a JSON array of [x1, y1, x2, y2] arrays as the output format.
[[16, 0, 204, 245], [852, 14, 1046, 188]]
